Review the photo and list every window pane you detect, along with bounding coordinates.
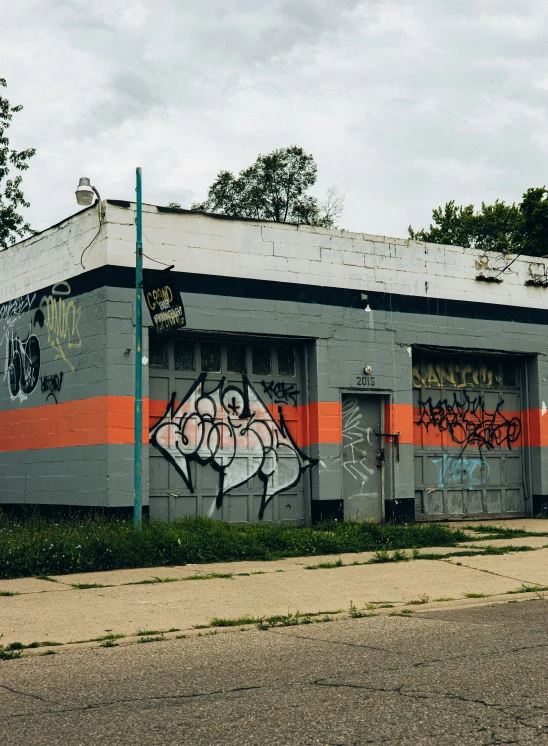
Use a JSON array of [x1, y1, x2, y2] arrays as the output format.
[[227, 344, 246, 373], [277, 347, 295, 377], [252, 346, 271, 375], [502, 363, 516, 387], [149, 338, 168, 369], [200, 342, 221, 372], [174, 341, 195, 371]]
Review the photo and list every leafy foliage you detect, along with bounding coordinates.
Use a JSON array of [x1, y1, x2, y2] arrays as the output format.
[[409, 188, 548, 257], [192, 145, 343, 228], [0, 78, 35, 248]]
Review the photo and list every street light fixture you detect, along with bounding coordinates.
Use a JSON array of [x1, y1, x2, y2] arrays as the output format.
[[75, 177, 101, 207], [74, 172, 143, 530]]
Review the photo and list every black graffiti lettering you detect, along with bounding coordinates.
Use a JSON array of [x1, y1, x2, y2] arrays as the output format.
[[418, 391, 521, 453], [7, 330, 41, 400], [40, 372, 64, 403], [150, 373, 317, 520], [260, 380, 299, 407]]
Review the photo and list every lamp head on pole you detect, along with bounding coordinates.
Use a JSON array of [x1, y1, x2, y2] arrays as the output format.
[[75, 177, 97, 206]]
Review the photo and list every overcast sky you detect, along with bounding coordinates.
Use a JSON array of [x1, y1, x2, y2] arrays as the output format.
[[3, 0, 548, 239]]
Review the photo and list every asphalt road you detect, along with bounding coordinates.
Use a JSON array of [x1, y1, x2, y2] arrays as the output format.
[[2, 600, 548, 745]]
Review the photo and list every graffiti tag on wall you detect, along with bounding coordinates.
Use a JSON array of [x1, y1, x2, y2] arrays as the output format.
[[412, 362, 501, 389], [6, 326, 41, 401], [38, 283, 82, 372], [1, 281, 81, 402], [418, 392, 521, 453], [431, 453, 490, 490], [260, 380, 299, 407], [342, 397, 378, 502], [149, 373, 317, 520]]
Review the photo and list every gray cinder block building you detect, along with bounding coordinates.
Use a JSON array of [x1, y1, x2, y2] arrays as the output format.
[[1, 199, 547, 523]]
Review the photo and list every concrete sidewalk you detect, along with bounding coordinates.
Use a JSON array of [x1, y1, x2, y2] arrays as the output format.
[[1, 520, 548, 652]]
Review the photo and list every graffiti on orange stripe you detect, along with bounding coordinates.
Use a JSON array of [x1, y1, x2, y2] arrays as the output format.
[[418, 392, 521, 453]]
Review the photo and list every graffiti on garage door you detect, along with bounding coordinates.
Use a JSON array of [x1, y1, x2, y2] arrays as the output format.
[[149, 372, 317, 520]]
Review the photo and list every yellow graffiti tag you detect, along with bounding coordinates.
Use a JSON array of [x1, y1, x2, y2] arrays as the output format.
[[40, 294, 82, 372], [412, 362, 499, 389]]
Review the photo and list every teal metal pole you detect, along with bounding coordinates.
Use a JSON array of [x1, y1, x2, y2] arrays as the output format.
[[134, 167, 143, 529]]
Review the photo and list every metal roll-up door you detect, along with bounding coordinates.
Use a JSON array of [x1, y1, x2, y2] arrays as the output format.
[[148, 335, 310, 524], [413, 352, 525, 519]]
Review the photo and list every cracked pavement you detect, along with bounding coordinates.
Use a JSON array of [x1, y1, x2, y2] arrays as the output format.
[[2, 599, 548, 745]]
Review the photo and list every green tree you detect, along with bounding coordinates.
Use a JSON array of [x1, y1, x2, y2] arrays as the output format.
[[409, 189, 548, 257], [0, 78, 35, 248], [191, 146, 343, 228]]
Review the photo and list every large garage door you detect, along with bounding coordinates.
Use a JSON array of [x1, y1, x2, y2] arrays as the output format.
[[148, 335, 312, 524], [413, 352, 525, 520]]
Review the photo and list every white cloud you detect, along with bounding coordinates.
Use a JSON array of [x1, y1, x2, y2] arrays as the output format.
[[1, 0, 548, 238]]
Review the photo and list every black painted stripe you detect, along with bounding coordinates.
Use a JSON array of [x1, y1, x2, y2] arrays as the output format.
[[10, 265, 548, 326]]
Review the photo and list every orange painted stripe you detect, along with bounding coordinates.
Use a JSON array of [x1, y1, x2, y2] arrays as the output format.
[[0, 396, 149, 453], [384, 403, 414, 445], [4, 398, 544, 453]]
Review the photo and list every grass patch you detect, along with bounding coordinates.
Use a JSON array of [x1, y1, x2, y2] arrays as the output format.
[[127, 577, 179, 585], [369, 549, 409, 564], [349, 601, 376, 618], [305, 558, 344, 570], [71, 583, 112, 590], [93, 633, 125, 642], [0, 513, 468, 580], [389, 609, 414, 617], [464, 525, 548, 539], [139, 635, 164, 644], [465, 592, 488, 598], [26, 641, 63, 648], [100, 640, 119, 648], [210, 616, 259, 627], [35, 575, 57, 582], [0, 590, 19, 596], [137, 628, 179, 636], [407, 594, 430, 605], [507, 584, 548, 594], [434, 597, 455, 602], [41, 650, 56, 656]]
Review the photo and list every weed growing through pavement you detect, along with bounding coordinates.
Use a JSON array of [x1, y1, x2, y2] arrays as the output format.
[[137, 628, 179, 636], [434, 597, 455, 602], [507, 584, 548, 595], [349, 601, 376, 618], [210, 616, 259, 627], [0, 590, 19, 596], [389, 609, 414, 617], [35, 575, 57, 582], [465, 593, 488, 598], [100, 640, 119, 648], [369, 549, 409, 563], [304, 558, 344, 570], [407, 594, 430, 605], [139, 635, 165, 643], [0, 513, 468, 580], [175, 634, 187, 639], [41, 650, 56, 656], [127, 577, 179, 585], [71, 583, 113, 590]]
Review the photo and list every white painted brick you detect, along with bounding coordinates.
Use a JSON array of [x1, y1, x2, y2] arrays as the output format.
[[320, 248, 344, 264], [273, 242, 321, 261]]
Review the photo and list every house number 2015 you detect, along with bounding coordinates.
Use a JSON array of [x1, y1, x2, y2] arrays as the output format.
[[357, 375, 375, 386]]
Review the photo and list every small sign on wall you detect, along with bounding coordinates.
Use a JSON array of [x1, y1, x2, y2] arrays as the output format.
[[144, 272, 186, 334]]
